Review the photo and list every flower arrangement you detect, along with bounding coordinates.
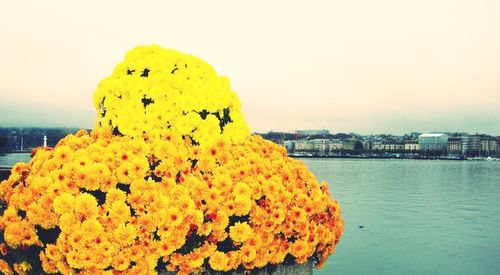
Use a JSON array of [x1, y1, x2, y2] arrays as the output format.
[[93, 46, 250, 148], [0, 45, 343, 274]]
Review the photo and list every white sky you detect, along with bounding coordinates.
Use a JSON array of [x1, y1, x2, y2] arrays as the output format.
[[0, 0, 499, 135]]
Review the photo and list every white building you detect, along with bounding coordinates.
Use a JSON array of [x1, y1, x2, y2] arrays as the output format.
[[447, 137, 461, 154], [331, 139, 343, 150], [295, 140, 314, 151], [372, 141, 404, 151], [312, 139, 331, 151], [404, 140, 419, 151], [419, 134, 448, 153]]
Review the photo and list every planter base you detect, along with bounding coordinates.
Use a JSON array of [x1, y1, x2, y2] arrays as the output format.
[[160, 261, 313, 275]]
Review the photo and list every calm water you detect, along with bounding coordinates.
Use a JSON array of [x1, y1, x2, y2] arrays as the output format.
[[0, 153, 31, 167], [304, 158, 500, 275]]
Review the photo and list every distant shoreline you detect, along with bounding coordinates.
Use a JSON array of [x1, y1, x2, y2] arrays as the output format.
[[290, 154, 499, 161]]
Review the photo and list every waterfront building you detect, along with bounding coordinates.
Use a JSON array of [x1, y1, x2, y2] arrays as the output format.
[[372, 141, 404, 151], [385, 142, 404, 151], [447, 137, 462, 155], [496, 137, 500, 157], [294, 139, 314, 151], [285, 138, 344, 153], [331, 139, 343, 151], [404, 140, 419, 151], [419, 134, 448, 154], [312, 139, 331, 153], [480, 135, 497, 156], [461, 135, 481, 157], [462, 134, 497, 157], [341, 141, 354, 151]]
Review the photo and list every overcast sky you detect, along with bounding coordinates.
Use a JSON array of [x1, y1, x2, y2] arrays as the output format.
[[0, 0, 499, 135]]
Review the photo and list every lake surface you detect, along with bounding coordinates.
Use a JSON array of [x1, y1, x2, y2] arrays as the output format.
[[303, 158, 500, 275], [0, 152, 31, 167]]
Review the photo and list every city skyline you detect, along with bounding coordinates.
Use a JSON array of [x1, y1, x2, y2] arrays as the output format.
[[3, 127, 498, 159], [1, 1, 499, 135]]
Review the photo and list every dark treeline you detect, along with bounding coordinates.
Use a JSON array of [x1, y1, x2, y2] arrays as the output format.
[[256, 131, 355, 141], [0, 127, 81, 152]]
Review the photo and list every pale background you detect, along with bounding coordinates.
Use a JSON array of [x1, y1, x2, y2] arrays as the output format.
[[0, 0, 499, 135]]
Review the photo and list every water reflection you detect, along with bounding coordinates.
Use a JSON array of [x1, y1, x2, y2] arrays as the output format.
[[303, 159, 500, 275], [0, 153, 31, 167]]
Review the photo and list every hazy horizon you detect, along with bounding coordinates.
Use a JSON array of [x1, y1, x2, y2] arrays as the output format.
[[1, 1, 499, 135]]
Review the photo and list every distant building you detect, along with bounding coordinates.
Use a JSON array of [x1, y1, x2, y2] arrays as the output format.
[[461, 135, 481, 157], [331, 139, 343, 150], [480, 135, 497, 156], [372, 141, 404, 151], [496, 137, 500, 156], [286, 138, 344, 153], [312, 139, 331, 152], [342, 141, 355, 150], [296, 130, 329, 136], [419, 134, 448, 154], [294, 140, 314, 151], [462, 134, 497, 157], [447, 137, 462, 155], [385, 142, 404, 151], [404, 140, 419, 151]]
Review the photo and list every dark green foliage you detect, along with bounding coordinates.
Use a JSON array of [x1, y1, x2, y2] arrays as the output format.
[[0, 127, 80, 152]]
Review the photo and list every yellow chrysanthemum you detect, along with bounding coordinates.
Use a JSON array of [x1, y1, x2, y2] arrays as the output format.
[[233, 195, 252, 216], [105, 188, 126, 204], [80, 219, 104, 238], [291, 239, 309, 258], [112, 253, 130, 271], [44, 244, 62, 261], [240, 245, 257, 263], [114, 224, 137, 246], [232, 182, 252, 198], [53, 145, 74, 163], [208, 251, 228, 271], [53, 193, 75, 215], [109, 201, 131, 223], [74, 193, 99, 221], [13, 261, 31, 275], [229, 222, 252, 243], [3, 220, 39, 248]]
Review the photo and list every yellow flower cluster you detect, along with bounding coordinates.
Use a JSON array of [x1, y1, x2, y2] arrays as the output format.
[[93, 45, 250, 149], [0, 46, 343, 274]]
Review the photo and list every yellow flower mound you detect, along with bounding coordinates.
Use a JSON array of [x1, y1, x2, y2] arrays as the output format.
[[0, 45, 343, 274], [93, 45, 250, 149]]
